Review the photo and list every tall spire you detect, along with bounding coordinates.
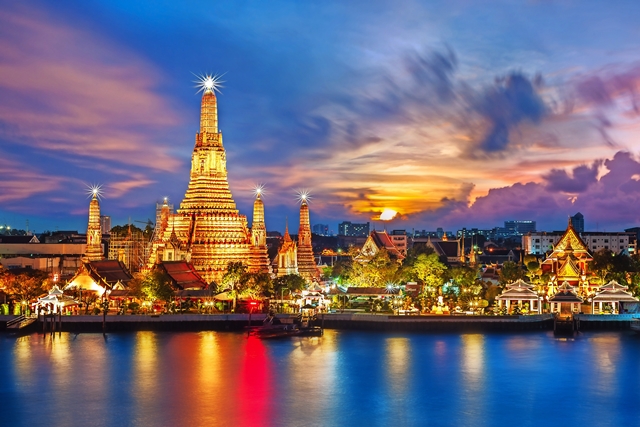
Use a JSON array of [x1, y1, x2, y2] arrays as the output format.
[[296, 194, 320, 283], [251, 191, 266, 247], [85, 188, 103, 261], [200, 88, 218, 135]]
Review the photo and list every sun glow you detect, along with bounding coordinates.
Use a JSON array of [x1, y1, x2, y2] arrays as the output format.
[[379, 208, 397, 221]]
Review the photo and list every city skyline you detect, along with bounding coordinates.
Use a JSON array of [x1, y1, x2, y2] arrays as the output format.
[[2, 1, 640, 234]]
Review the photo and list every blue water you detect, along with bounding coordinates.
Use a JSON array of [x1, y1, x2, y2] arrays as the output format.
[[1, 330, 640, 427]]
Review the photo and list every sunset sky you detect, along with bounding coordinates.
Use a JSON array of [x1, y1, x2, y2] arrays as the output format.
[[1, 0, 640, 235]]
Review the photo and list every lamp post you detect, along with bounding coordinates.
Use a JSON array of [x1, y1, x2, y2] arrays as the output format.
[[280, 287, 288, 313], [102, 287, 111, 334]]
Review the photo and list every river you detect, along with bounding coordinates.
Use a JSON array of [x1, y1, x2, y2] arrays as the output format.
[[1, 330, 639, 427]]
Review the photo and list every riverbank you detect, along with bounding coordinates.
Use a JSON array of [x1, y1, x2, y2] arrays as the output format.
[[3, 312, 639, 333]]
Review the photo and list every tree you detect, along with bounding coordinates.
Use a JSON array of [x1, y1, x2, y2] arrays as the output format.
[[221, 262, 247, 312], [141, 270, 174, 305], [499, 261, 526, 286], [240, 272, 273, 299], [411, 253, 447, 296], [273, 274, 307, 295], [2, 269, 48, 302], [348, 249, 399, 288]]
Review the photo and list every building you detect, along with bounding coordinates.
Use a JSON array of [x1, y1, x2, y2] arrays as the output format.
[[523, 231, 635, 255], [338, 221, 370, 237], [359, 230, 405, 262], [389, 230, 408, 255], [312, 224, 329, 236], [296, 195, 321, 283], [540, 219, 593, 293], [571, 212, 584, 233], [147, 79, 271, 284], [504, 220, 536, 235], [85, 189, 103, 261], [100, 216, 112, 234], [274, 222, 298, 277]]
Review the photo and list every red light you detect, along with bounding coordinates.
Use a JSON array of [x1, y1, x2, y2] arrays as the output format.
[[250, 301, 258, 306]]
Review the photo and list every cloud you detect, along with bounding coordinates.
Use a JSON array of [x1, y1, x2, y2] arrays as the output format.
[[543, 160, 602, 193]]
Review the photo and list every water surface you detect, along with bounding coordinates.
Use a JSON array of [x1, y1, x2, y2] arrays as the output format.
[[1, 330, 639, 427]]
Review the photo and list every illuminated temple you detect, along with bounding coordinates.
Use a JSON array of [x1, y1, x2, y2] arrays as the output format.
[[148, 78, 271, 284], [85, 189, 103, 261], [541, 218, 593, 295]]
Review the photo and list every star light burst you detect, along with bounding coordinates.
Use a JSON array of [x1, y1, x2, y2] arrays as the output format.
[[254, 184, 266, 198], [296, 189, 312, 204], [193, 73, 225, 94], [86, 184, 103, 200]]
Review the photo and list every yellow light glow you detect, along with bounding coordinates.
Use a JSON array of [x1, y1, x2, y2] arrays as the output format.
[[379, 208, 397, 221], [86, 184, 102, 199], [254, 184, 266, 198]]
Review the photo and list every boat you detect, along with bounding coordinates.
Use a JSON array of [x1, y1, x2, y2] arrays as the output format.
[[247, 312, 323, 339]]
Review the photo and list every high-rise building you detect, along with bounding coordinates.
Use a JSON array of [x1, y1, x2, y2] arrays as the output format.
[[312, 224, 329, 236], [100, 215, 112, 234], [571, 212, 584, 233], [148, 78, 270, 283], [504, 220, 536, 235], [338, 221, 370, 237]]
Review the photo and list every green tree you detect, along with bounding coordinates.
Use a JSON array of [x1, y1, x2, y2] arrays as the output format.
[[240, 272, 273, 299], [221, 262, 247, 312], [141, 270, 174, 304], [499, 261, 526, 286], [273, 274, 307, 295], [348, 249, 399, 288], [412, 253, 447, 296]]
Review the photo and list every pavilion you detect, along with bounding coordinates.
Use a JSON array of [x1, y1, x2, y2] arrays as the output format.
[[495, 279, 542, 314], [591, 280, 639, 314]]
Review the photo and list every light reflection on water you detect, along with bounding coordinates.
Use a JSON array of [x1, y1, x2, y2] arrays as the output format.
[[1, 330, 640, 427]]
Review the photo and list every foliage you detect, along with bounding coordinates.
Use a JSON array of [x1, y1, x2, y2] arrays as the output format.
[[0, 269, 48, 302], [136, 270, 174, 303], [411, 253, 447, 295], [499, 261, 526, 285], [403, 244, 435, 267], [239, 272, 273, 299], [274, 274, 307, 294], [348, 249, 399, 288]]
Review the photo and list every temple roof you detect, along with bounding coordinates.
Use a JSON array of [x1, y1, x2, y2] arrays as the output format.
[[551, 220, 592, 257], [549, 281, 583, 303], [598, 280, 628, 291], [361, 231, 405, 261], [591, 289, 639, 303], [86, 260, 133, 287], [158, 261, 208, 290]]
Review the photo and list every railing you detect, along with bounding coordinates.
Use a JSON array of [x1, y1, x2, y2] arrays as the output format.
[[6, 315, 26, 328]]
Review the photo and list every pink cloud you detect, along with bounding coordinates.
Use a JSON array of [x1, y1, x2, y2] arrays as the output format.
[[0, 6, 185, 172]]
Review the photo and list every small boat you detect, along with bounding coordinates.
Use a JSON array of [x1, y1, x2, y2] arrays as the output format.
[[248, 313, 323, 339]]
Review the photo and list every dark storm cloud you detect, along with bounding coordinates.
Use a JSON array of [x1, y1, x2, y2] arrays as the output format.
[[543, 161, 602, 193], [470, 73, 546, 152]]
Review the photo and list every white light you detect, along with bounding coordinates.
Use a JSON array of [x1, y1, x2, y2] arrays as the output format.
[[194, 73, 225, 94], [296, 189, 312, 204]]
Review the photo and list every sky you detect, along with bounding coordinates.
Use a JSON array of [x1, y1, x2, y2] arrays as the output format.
[[1, 0, 640, 235]]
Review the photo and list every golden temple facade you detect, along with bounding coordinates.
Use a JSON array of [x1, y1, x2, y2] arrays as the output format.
[[296, 198, 321, 283], [85, 191, 103, 261], [148, 84, 270, 284]]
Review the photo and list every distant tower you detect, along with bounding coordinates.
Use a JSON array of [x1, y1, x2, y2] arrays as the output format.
[[251, 189, 272, 274], [571, 212, 584, 234], [296, 194, 321, 283], [276, 220, 298, 276], [85, 189, 103, 261]]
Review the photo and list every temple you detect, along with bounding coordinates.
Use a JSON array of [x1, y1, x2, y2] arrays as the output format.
[[296, 196, 321, 283], [148, 78, 271, 284], [85, 189, 103, 261], [541, 218, 593, 295], [275, 221, 298, 276]]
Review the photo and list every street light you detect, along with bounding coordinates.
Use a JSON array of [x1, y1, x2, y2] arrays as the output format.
[[280, 287, 288, 313]]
